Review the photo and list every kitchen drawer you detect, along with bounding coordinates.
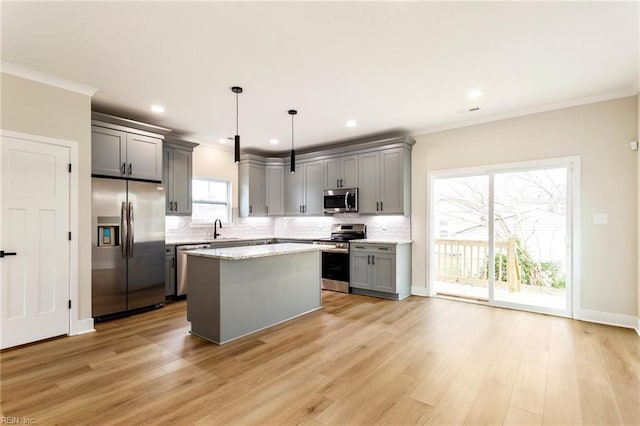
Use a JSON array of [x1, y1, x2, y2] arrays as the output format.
[[350, 243, 396, 254]]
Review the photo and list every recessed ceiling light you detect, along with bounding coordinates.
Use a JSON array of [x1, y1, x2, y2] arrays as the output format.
[[346, 120, 357, 128], [467, 89, 482, 99], [150, 104, 165, 113], [269, 138, 279, 145]]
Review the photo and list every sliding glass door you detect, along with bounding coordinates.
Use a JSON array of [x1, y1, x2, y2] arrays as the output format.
[[430, 158, 576, 317]]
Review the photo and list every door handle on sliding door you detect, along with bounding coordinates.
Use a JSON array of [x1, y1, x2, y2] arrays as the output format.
[[0, 251, 17, 258]]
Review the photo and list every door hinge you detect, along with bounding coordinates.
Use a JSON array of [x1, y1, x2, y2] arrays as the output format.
[[68, 232, 72, 241], [68, 163, 72, 173], [68, 300, 72, 309]]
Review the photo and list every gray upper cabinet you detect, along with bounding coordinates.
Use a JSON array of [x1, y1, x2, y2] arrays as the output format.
[[91, 126, 127, 177], [164, 139, 197, 216], [265, 164, 284, 216], [91, 125, 163, 181], [358, 147, 410, 215], [239, 159, 266, 217], [284, 160, 323, 215], [240, 136, 412, 217], [303, 160, 324, 215], [323, 155, 358, 189], [284, 165, 304, 215]]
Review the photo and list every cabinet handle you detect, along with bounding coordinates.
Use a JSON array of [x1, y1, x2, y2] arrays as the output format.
[[354, 246, 365, 249], [299, 205, 302, 213], [367, 254, 371, 264], [337, 179, 339, 188], [376, 202, 379, 211], [340, 179, 343, 188], [121, 162, 126, 175], [378, 247, 390, 251], [175, 201, 178, 211], [266, 206, 269, 215], [128, 163, 132, 175], [249, 205, 252, 214], [371, 255, 375, 265], [380, 201, 383, 211]]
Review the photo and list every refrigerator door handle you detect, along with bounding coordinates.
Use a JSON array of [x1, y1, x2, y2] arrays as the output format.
[[120, 202, 127, 258], [128, 202, 134, 258]]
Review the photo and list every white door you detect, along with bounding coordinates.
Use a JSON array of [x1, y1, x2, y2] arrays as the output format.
[[1, 136, 70, 349]]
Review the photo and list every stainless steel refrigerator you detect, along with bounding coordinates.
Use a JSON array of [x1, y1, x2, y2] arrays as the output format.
[[92, 177, 165, 319]]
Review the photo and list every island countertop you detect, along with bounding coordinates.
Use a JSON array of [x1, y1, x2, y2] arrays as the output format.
[[185, 243, 329, 260]]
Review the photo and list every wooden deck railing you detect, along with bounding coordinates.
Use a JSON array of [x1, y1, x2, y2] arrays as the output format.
[[434, 237, 521, 291]]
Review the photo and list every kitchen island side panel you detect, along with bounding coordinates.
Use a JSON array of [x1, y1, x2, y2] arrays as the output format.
[[187, 256, 221, 342]]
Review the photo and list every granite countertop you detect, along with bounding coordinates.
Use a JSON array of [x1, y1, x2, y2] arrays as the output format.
[[350, 239, 413, 244], [165, 236, 319, 246], [185, 243, 331, 260]]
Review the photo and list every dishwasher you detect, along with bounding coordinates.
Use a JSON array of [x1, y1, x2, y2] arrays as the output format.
[[176, 244, 210, 297]]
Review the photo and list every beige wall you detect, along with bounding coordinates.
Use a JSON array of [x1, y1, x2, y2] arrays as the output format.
[[192, 144, 239, 208], [412, 96, 638, 317], [1, 73, 93, 321]]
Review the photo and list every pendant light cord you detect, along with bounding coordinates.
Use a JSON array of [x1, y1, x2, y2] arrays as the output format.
[[235, 92, 239, 135], [291, 113, 294, 150]]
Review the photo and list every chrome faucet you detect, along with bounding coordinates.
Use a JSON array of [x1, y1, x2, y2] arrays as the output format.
[[213, 219, 222, 239]]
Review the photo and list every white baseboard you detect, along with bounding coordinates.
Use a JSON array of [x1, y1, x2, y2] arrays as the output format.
[[70, 318, 95, 336], [411, 286, 430, 297], [578, 308, 638, 331]]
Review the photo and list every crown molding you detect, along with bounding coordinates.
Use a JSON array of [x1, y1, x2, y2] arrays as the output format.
[[0, 62, 99, 97], [412, 86, 639, 137]]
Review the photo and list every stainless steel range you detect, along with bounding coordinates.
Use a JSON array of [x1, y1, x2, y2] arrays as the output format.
[[313, 223, 367, 293]]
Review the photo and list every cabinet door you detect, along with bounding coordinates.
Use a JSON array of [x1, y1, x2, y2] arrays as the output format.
[[162, 147, 173, 214], [379, 148, 404, 214], [92, 126, 126, 177], [126, 134, 163, 181], [324, 158, 341, 189], [303, 161, 324, 215], [341, 155, 358, 189], [284, 166, 304, 215], [165, 255, 176, 297], [372, 254, 396, 293], [350, 252, 372, 290], [172, 148, 192, 215], [358, 152, 380, 214], [265, 165, 284, 216], [248, 163, 266, 216]]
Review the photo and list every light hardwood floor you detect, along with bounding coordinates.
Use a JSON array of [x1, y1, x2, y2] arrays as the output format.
[[1, 292, 639, 425]]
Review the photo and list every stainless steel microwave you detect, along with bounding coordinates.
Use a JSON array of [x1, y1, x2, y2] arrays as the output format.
[[323, 188, 358, 214]]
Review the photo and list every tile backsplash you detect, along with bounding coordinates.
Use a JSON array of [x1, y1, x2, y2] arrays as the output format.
[[166, 210, 410, 242]]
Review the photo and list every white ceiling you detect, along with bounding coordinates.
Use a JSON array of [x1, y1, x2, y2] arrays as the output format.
[[1, 1, 638, 152]]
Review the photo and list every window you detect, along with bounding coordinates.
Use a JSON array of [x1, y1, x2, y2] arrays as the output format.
[[192, 178, 231, 224]]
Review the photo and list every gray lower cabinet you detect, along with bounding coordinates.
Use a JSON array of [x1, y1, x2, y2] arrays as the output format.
[[350, 242, 411, 300], [91, 124, 164, 181], [165, 245, 176, 298], [164, 141, 196, 215]]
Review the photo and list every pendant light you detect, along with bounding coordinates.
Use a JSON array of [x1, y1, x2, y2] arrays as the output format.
[[232, 86, 243, 163], [289, 109, 297, 173]]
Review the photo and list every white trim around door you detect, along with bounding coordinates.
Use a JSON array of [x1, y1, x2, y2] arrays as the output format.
[[0, 129, 90, 341]]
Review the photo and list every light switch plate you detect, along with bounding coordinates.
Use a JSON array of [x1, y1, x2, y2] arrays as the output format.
[[593, 213, 608, 225]]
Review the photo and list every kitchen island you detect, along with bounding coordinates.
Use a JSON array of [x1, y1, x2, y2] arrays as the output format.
[[185, 243, 325, 344]]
